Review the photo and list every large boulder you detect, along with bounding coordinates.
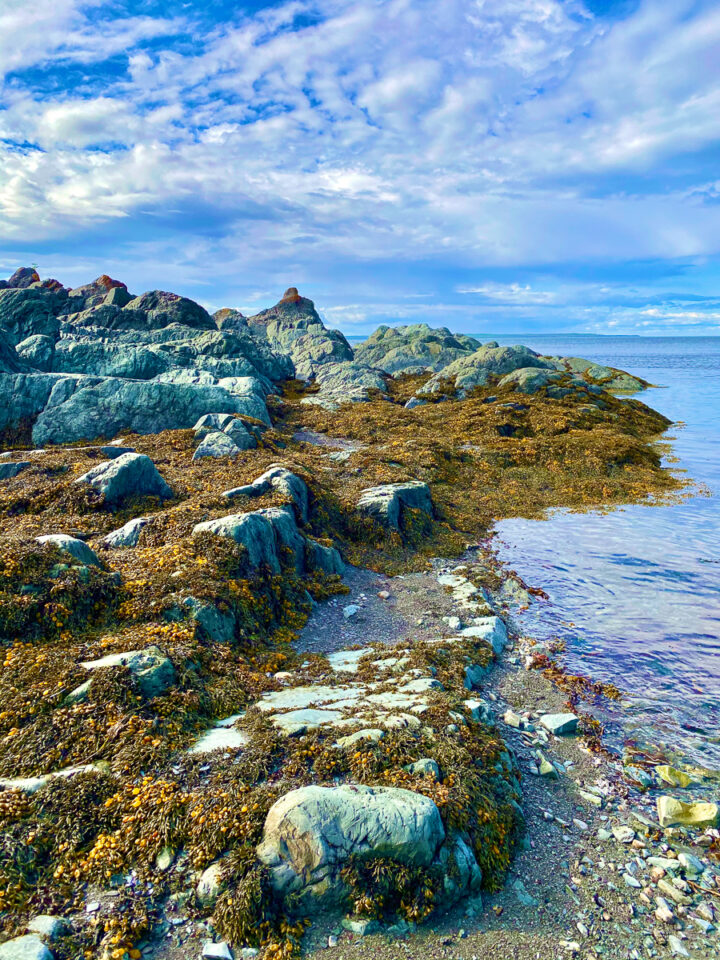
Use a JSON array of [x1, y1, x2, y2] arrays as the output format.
[[355, 324, 481, 375], [15, 334, 54, 371], [357, 481, 433, 529], [256, 785, 445, 910], [418, 344, 551, 398], [193, 431, 241, 460], [120, 291, 216, 331], [75, 452, 173, 504], [31, 377, 252, 445], [193, 505, 342, 576]]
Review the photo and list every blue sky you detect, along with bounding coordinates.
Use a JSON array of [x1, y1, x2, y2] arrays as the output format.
[[2, 0, 720, 335]]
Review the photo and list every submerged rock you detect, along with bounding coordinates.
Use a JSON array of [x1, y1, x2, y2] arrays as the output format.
[[657, 797, 719, 829]]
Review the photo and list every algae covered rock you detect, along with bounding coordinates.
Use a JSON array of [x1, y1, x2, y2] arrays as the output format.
[[76, 644, 175, 700], [418, 344, 551, 398], [357, 481, 433, 529], [256, 784, 445, 909], [35, 534, 101, 568], [75, 452, 173, 504], [223, 465, 309, 522], [103, 517, 150, 549], [656, 796, 719, 829], [355, 323, 481, 375]]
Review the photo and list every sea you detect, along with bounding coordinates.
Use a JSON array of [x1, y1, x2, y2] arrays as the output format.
[[349, 332, 720, 767], [484, 335, 720, 769]]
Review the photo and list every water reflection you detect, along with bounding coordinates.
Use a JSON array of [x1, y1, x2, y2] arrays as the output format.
[[489, 335, 720, 767]]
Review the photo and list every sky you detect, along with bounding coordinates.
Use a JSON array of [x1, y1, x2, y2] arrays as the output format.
[[2, 0, 720, 335]]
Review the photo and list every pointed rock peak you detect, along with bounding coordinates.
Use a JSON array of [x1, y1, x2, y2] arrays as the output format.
[[249, 287, 321, 326], [280, 286, 301, 303], [95, 274, 127, 291], [7, 267, 40, 288]]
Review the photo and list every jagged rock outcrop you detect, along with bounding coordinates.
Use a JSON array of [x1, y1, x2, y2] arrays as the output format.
[[418, 343, 552, 397], [301, 360, 387, 410], [355, 324, 481, 375], [249, 287, 353, 380]]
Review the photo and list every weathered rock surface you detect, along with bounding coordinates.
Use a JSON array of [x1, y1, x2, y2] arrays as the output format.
[[248, 288, 353, 380], [418, 343, 551, 398], [223, 466, 309, 522], [357, 481, 433, 529], [35, 534, 101, 567], [301, 360, 387, 410], [72, 645, 175, 701], [257, 784, 445, 908], [193, 431, 241, 460], [76, 452, 173, 504], [193, 504, 341, 576], [103, 517, 150, 548], [0, 934, 54, 960], [355, 324, 481, 375]]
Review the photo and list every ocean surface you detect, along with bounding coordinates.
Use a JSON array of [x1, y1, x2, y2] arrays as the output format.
[[480, 335, 720, 768]]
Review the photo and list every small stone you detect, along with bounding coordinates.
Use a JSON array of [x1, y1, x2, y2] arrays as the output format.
[[343, 604, 360, 620], [678, 852, 705, 875], [404, 758, 440, 779], [377, 590, 390, 600], [655, 766, 695, 789], [597, 827, 612, 841], [86, 901, 100, 913], [327, 935, 338, 947], [623, 873, 642, 888], [202, 943, 233, 959], [612, 825, 636, 844], [539, 713, 579, 736], [580, 789, 604, 808], [538, 754, 558, 779], [657, 878, 692, 905], [668, 935, 690, 957], [504, 710, 523, 728], [239, 951, 259, 959], [341, 917, 380, 936], [655, 897, 675, 923]]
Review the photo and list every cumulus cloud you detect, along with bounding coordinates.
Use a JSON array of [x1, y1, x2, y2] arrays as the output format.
[[1, 0, 720, 332]]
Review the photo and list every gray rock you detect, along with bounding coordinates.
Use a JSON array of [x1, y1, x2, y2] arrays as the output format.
[[196, 861, 225, 907], [302, 360, 387, 409], [26, 916, 65, 941], [539, 713, 579, 736], [0, 287, 61, 345], [223, 418, 256, 450], [75, 452, 172, 504], [356, 481, 433, 529], [193, 413, 236, 433], [15, 334, 54, 371], [35, 534, 101, 567], [103, 517, 149, 548], [341, 918, 380, 936], [223, 466, 309, 523], [355, 323, 481, 375], [248, 288, 353, 381], [436, 836, 482, 906], [404, 758, 440, 779], [0, 461, 30, 480], [202, 943, 233, 960], [31, 377, 252, 446], [193, 431, 241, 460], [257, 784, 445, 909], [183, 596, 236, 644], [0, 935, 53, 960], [120, 290, 216, 331], [74, 645, 175, 700], [418, 343, 551, 398]]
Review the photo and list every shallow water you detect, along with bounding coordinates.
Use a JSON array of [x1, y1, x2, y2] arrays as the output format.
[[487, 335, 720, 767]]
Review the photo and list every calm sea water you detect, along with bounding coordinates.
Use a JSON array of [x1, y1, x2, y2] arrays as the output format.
[[482, 335, 720, 767]]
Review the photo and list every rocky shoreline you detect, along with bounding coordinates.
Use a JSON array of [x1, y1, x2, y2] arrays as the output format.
[[0, 268, 699, 960]]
